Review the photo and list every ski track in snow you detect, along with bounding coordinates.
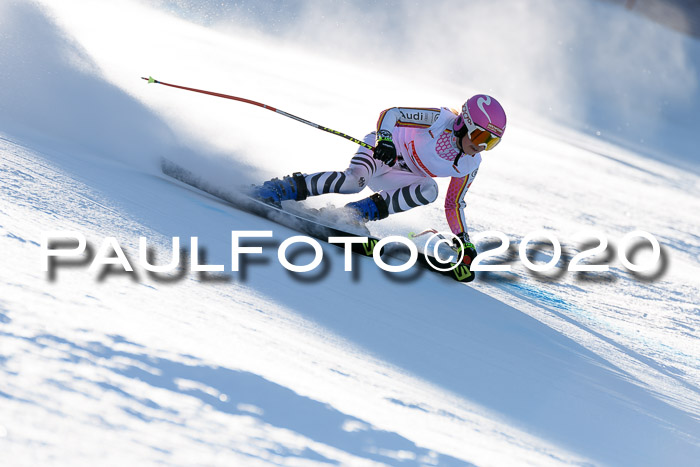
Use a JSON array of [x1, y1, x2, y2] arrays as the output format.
[[2, 0, 700, 465], [1, 137, 581, 466], [1, 126, 699, 466]]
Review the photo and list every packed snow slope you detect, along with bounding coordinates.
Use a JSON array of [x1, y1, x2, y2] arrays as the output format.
[[1, 1, 699, 466]]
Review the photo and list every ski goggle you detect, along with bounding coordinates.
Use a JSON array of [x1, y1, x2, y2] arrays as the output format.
[[453, 115, 501, 151], [469, 127, 501, 151]]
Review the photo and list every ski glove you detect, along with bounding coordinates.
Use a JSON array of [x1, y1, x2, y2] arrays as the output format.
[[453, 232, 477, 266], [373, 130, 397, 167]]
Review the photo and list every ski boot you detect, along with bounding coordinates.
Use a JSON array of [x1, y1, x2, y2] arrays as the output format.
[[250, 172, 308, 207], [344, 193, 389, 223]]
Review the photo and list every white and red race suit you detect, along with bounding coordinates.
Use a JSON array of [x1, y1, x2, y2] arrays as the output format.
[[301, 106, 482, 235], [375, 106, 481, 235]]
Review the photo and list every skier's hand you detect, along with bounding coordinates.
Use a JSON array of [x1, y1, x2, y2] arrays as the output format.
[[453, 232, 477, 266], [373, 130, 397, 166]]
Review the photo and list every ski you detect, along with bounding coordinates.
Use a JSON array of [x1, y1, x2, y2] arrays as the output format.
[[160, 159, 474, 283]]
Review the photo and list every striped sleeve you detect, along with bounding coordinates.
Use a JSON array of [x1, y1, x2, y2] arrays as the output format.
[[444, 175, 472, 235]]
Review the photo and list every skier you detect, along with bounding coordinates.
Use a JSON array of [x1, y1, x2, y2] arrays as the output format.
[[251, 94, 507, 265]]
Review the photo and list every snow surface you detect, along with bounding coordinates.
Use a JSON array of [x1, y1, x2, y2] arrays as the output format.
[[1, 0, 699, 465]]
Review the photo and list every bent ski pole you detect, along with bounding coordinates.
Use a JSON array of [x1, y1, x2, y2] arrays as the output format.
[[141, 76, 374, 151]]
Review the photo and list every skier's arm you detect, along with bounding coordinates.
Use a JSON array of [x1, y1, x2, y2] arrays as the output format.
[[444, 175, 473, 236], [373, 108, 403, 166], [376, 107, 441, 134], [445, 174, 479, 265], [373, 107, 442, 166]]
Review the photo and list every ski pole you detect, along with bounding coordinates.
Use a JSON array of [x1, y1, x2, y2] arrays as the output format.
[[409, 229, 460, 252], [141, 76, 374, 151]]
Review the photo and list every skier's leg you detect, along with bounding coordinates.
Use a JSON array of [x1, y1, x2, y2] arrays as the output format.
[[345, 173, 439, 222], [252, 133, 387, 205], [377, 177, 439, 215], [304, 140, 383, 195]]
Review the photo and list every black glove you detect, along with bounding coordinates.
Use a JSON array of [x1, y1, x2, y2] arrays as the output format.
[[453, 232, 477, 266], [373, 130, 397, 166]]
